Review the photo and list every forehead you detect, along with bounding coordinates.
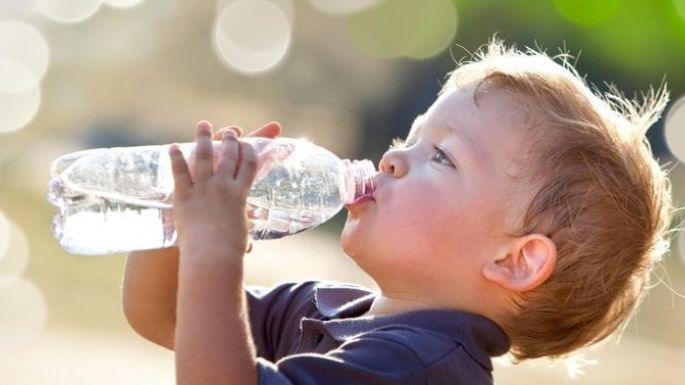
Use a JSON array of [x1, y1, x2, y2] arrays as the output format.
[[415, 86, 533, 183], [408, 85, 529, 145]]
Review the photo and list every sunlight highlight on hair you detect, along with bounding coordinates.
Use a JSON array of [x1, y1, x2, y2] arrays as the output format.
[[665, 95, 685, 163], [37, 0, 102, 24], [561, 353, 597, 381], [213, 0, 292, 75]]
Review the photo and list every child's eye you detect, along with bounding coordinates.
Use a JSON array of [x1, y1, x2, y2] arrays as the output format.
[[431, 146, 456, 168]]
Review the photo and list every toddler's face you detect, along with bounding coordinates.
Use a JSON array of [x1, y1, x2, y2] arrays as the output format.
[[341, 84, 533, 293]]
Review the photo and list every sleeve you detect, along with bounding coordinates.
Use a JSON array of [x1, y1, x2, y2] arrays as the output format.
[[255, 332, 426, 385], [245, 281, 320, 361]]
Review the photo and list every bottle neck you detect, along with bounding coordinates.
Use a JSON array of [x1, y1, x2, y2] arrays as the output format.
[[342, 159, 376, 204]]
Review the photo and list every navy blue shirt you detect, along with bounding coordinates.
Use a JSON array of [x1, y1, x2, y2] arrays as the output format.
[[246, 281, 510, 385]]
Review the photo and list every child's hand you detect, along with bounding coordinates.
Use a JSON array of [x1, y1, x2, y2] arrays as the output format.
[[211, 121, 282, 253], [213, 121, 282, 142], [169, 121, 259, 265]]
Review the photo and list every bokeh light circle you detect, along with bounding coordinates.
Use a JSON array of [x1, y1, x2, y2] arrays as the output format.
[[37, 0, 102, 24], [0, 0, 38, 20], [553, 0, 621, 27], [213, 0, 292, 74], [0, 278, 47, 352], [347, 0, 458, 59], [103, 0, 146, 8], [217, 0, 295, 25], [0, 59, 39, 93], [675, 0, 685, 20], [665, 95, 685, 163], [0, 60, 41, 133], [0, 220, 30, 286], [0, 21, 50, 83], [0, 211, 10, 262], [308, 0, 381, 15]]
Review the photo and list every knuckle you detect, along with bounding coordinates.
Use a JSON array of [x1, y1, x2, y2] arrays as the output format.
[[217, 179, 234, 189], [228, 126, 242, 136], [242, 145, 257, 162], [172, 190, 190, 202], [244, 157, 258, 170], [196, 146, 212, 157]]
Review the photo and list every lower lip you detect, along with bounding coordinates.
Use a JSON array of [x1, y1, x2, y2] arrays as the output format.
[[346, 194, 374, 208]]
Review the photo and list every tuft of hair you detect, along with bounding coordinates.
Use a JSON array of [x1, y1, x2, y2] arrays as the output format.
[[442, 38, 674, 361]]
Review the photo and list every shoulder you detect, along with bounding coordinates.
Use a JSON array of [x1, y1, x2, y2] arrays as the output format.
[[360, 325, 462, 365], [357, 325, 495, 383], [328, 326, 493, 384]]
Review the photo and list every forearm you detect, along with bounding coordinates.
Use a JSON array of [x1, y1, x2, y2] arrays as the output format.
[[122, 247, 179, 348], [175, 253, 257, 385]]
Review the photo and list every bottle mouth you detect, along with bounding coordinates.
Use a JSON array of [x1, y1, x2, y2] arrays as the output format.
[[347, 159, 376, 204]]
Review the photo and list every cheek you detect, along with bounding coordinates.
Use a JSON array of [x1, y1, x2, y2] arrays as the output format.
[[383, 187, 500, 254], [373, 190, 457, 251]]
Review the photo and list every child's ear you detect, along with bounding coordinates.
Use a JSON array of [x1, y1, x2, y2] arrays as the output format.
[[482, 234, 557, 292]]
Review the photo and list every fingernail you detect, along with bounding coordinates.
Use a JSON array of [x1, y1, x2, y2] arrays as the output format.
[[197, 120, 212, 129], [198, 126, 211, 136]]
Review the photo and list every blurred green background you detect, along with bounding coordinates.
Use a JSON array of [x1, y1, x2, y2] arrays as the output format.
[[1, 0, 684, 383]]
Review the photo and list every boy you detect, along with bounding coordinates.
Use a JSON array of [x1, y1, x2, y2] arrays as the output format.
[[122, 40, 674, 384]]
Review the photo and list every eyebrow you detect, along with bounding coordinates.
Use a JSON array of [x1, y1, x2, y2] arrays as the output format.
[[443, 117, 478, 165], [408, 115, 478, 166], [445, 118, 477, 156]]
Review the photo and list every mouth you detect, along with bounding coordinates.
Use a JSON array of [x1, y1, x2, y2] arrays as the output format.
[[352, 193, 375, 205], [345, 172, 379, 213], [344, 192, 375, 212]]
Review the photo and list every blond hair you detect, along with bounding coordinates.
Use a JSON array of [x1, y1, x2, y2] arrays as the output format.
[[442, 39, 674, 361]]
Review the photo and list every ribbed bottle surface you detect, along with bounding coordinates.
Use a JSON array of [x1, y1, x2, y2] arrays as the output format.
[[47, 137, 376, 255]]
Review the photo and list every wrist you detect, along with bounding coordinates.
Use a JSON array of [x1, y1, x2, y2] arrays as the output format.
[[178, 247, 244, 275]]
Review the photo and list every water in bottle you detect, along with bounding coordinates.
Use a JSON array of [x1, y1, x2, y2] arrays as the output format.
[[47, 137, 376, 255]]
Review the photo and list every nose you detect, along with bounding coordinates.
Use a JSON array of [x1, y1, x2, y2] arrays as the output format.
[[378, 148, 408, 178]]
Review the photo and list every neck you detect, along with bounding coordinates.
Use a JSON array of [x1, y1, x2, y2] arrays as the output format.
[[364, 283, 513, 330], [364, 291, 445, 317]]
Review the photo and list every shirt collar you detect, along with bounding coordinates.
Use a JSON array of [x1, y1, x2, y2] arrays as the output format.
[[313, 284, 510, 370], [315, 283, 375, 318]]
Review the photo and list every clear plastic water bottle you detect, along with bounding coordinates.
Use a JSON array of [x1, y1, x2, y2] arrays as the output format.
[[47, 137, 376, 255]]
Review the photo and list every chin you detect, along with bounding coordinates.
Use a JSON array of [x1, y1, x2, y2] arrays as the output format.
[[340, 219, 369, 259], [339, 223, 357, 257]]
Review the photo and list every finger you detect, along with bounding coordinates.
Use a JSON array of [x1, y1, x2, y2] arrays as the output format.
[[245, 121, 282, 139], [169, 144, 192, 199], [245, 241, 253, 253], [216, 130, 241, 179], [235, 141, 259, 187], [194, 121, 214, 182], [213, 125, 242, 140]]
